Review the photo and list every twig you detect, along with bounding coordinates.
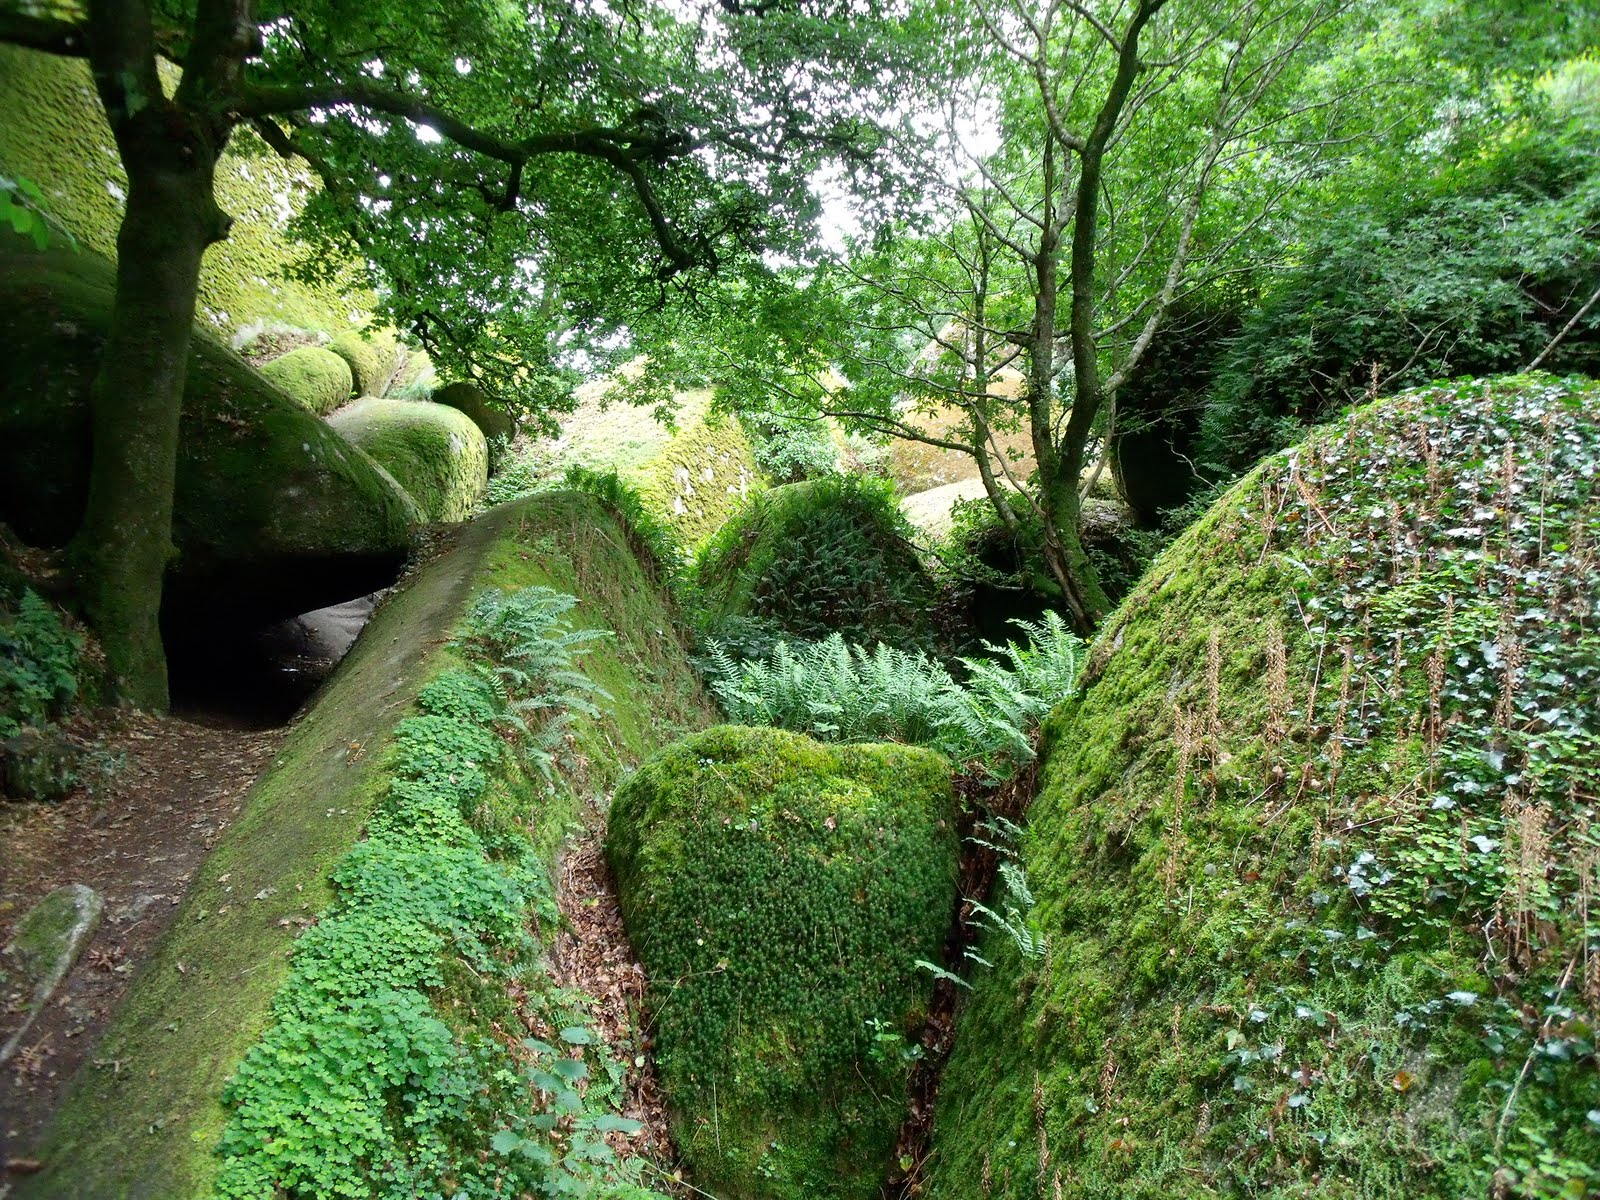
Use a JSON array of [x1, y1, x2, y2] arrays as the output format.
[[1527, 281, 1600, 371]]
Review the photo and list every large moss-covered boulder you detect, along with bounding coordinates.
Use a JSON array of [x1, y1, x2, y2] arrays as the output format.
[[327, 330, 391, 397], [608, 725, 958, 1200], [258, 345, 353, 415], [693, 475, 938, 649], [926, 374, 1600, 1200], [328, 398, 488, 522], [431, 381, 516, 471], [0, 235, 418, 630]]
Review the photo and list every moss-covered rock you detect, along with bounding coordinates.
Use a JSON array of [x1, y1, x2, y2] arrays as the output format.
[[608, 725, 959, 1200], [258, 346, 353, 416], [0, 234, 418, 630], [22, 492, 717, 1199], [327, 330, 391, 397], [4, 883, 102, 1004], [328, 398, 489, 522], [926, 374, 1600, 1200], [693, 474, 939, 649], [431, 381, 516, 470], [0, 45, 367, 338]]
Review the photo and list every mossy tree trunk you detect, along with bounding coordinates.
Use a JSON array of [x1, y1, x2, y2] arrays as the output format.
[[72, 117, 229, 706], [64, 0, 237, 707]]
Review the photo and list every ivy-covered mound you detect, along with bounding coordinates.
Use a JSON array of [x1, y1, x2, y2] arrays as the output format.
[[329, 397, 489, 522], [259, 345, 354, 415], [925, 374, 1600, 1199], [693, 474, 939, 649], [607, 725, 959, 1199], [0, 233, 417, 628]]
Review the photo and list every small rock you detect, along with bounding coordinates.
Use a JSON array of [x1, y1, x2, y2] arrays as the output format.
[[1, 884, 103, 1065], [2, 726, 85, 802]]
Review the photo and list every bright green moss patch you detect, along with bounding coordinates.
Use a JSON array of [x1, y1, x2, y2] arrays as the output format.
[[693, 474, 939, 649], [607, 725, 959, 1200], [515, 387, 761, 546], [259, 345, 353, 415], [925, 374, 1600, 1200], [329, 398, 489, 522]]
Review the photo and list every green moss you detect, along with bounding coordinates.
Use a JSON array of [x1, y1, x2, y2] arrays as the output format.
[[925, 374, 1600, 1200], [6, 884, 102, 997], [328, 331, 391, 397], [634, 401, 761, 546], [432, 381, 516, 471], [693, 474, 939, 649], [518, 388, 762, 546], [258, 345, 353, 415], [0, 234, 416, 622], [607, 725, 959, 1200], [0, 45, 368, 339], [328, 398, 488, 522], [22, 492, 716, 1199]]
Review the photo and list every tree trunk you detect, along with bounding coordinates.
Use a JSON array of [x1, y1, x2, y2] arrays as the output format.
[[69, 106, 228, 708]]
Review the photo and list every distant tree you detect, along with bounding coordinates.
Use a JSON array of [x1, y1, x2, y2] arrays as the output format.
[[667, 0, 1374, 629], [0, 0, 927, 706]]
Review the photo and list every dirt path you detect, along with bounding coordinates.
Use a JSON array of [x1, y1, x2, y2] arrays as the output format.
[[545, 799, 692, 1195], [0, 713, 284, 1167]]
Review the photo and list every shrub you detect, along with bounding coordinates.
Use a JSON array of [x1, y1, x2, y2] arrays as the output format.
[[707, 612, 1082, 776], [740, 412, 842, 482], [693, 474, 938, 650], [0, 586, 83, 738]]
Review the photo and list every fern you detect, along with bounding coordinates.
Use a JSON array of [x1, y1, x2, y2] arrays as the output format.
[[452, 586, 614, 786], [706, 616, 1084, 776]]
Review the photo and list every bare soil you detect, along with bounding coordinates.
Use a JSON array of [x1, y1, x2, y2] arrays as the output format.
[[0, 712, 283, 1171]]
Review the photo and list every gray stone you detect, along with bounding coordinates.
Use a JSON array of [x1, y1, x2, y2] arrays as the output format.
[[1, 883, 103, 1065]]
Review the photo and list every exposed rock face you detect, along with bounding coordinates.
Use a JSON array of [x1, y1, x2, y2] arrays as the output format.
[[608, 725, 958, 1200], [0, 235, 419, 632], [327, 398, 489, 522]]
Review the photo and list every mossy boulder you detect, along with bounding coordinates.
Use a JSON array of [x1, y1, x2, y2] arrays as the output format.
[[431, 381, 516, 470], [0, 234, 419, 631], [607, 725, 959, 1200], [328, 398, 489, 522], [693, 474, 939, 649], [327, 330, 391, 397], [258, 345, 353, 415], [926, 374, 1600, 1200]]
